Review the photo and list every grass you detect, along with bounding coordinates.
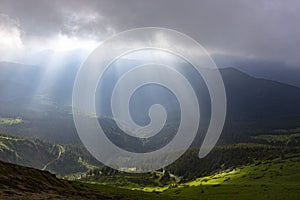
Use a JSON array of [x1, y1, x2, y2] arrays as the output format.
[[1, 130, 300, 199], [165, 156, 300, 199], [2, 156, 299, 200], [0, 117, 23, 126], [79, 171, 176, 189], [78, 154, 300, 200]]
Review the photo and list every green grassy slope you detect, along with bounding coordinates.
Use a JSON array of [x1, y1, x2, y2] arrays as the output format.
[[164, 155, 300, 200], [0, 134, 101, 176], [79, 155, 300, 200], [79, 143, 300, 184], [1, 141, 300, 199]]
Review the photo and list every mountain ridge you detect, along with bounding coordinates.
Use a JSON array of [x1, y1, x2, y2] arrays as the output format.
[[1, 61, 300, 145]]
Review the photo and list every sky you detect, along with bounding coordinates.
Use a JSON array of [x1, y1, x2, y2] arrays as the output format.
[[0, 0, 299, 66]]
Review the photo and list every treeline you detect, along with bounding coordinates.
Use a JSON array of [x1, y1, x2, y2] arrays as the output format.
[[82, 165, 176, 187], [167, 144, 300, 180]]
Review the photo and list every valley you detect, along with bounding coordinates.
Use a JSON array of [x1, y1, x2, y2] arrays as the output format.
[[0, 1, 299, 199], [1, 61, 300, 199], [1, 147, 300, 200]]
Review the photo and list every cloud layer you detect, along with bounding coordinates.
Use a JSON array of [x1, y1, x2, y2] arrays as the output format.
[[0, 0, 299, 66]]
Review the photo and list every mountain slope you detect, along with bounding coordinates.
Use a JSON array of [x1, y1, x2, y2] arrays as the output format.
[[220, 68, 300, 133], [163, 156, 300, 200], [1, 61, 300, 145], [0, 62, 43, 102], [222, 68, 300, 120], [0, 134, 101, 176], [212, 54, 300, 88], [0, 160, 132, 200]]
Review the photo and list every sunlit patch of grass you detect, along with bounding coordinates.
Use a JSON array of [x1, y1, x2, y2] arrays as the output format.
[[0, 134, 22, 141], [0, 141, 12, 151], [129, 185, 169, 192], [0, 117, 23, 125], [183, 168, 243, 186], [77, 156, 98, 171]]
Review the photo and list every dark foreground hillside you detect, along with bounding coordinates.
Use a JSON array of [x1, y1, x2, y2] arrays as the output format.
[[0, 160, 131, 200]]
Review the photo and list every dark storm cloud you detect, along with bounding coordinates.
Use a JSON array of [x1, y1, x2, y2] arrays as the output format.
[[0, 0, 115, 40], [0, 0, 299, 65], [96, 0, 300, 66]]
